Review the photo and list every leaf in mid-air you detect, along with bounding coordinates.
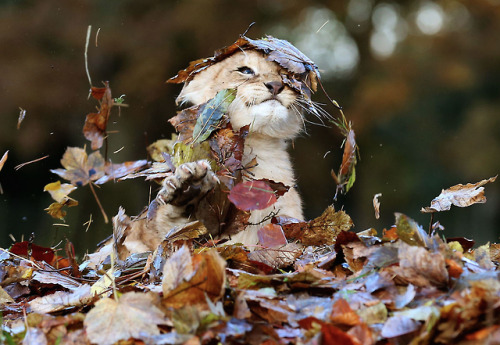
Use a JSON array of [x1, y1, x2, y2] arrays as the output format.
[[228, 180, 277, 211], [44, 181, 77, 203], [50, 147, 105, 187], [83, 83, 114, 150], [421, 175, 497, 213], [192, 88, 236, 144]]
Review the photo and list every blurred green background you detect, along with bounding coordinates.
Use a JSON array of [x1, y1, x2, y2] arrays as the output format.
[[0, 0, 498, 257]]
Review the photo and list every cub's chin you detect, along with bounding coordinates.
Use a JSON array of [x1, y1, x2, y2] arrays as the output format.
[[229, 101, 302, 139]]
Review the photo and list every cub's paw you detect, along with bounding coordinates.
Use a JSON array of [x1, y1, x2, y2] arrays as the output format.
[[158, 160, 219, 206]]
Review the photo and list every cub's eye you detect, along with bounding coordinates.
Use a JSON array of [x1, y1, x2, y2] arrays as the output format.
[[236, 66, 255, 75]]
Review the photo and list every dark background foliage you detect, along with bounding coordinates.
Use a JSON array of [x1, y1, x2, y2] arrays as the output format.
[[1, 0, 498, 256]]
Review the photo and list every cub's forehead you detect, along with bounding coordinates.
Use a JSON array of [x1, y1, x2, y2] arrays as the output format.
[[223, 50, 280, 70]]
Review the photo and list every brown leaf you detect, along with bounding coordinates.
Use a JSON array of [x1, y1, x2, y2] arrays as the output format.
[[257, 224, 287, 247], [373, 193, 382, 220], [248, 243, 302, 269], [0, 150, 8, 172], [50, 147, 105, 187], [283, 206, 353, 246], [84, 292, 164, 345], [169, 106, 199, 143], [228, 180, 277, 211], [395, 213, 429, 247], [168, 35, 319, 94], [45, 199, 79, 220], [29, 285, 92, 314], [83, 82, 113, 150], [421, 175, 497, 213], [330, 298, 361, 327], [162, 247, 226, 307]]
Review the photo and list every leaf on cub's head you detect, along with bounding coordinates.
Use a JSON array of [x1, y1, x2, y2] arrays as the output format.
[[167, 35, 319, 99], [421, 175, 497, 213], [50, 147, 105, 187], [83, 82, 113, 150], [228, 180, 278, 211], [192, 88, 236, 144]]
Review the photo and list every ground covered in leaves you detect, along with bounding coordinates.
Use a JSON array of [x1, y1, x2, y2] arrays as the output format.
[[1, 34, 499, 345], [1, 210, 500, 345]]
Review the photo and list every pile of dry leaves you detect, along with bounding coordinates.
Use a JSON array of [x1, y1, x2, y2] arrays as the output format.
[[1, 35, 499, 345]]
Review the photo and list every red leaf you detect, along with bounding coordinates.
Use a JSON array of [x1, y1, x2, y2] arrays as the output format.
[[10, 241, 55, 264], [228, 180, 277, 211], [257, 224, 287, 247]]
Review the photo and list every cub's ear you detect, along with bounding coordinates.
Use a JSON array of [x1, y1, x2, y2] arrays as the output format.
[[175, 63, 223, 106]]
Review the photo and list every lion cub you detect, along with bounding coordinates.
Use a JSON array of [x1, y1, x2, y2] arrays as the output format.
[[114, 41, 321, 257]]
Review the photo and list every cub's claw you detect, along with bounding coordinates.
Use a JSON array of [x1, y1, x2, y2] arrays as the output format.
[[158, 160, 218, 206]]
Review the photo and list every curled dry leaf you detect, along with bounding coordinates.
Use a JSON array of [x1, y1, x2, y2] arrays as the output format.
[[50, 147, 105, 187], [0, 150, 8, 172], [43, 181, 76, 203], [83, 82, 113, 150], [395, 213, 429, 247], [17, 108, 26, 129], [373, 193, 382, 220], [45, 199, 78, 220], [421, 176, 497, 213], [84, 292, 165, 345]]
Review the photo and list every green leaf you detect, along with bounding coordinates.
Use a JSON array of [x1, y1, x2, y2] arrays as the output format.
[[192, 88, 236, 144]]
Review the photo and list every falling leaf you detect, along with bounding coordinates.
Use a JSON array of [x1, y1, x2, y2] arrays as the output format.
[[45, 199, 78, 219], [84, 292, 165, 345], [228, 180, 277, 211], [17, 108, 26, 129], [192, 88, 236, 144], [43, 181, 77, 203], [50, 147, 105, 187], [421, 176, 497, 213], [83, 82, 113, 150], [94, 159, 149, 184], [373, 193, 382, 219], [0, 150, 8, 171], [332, 129, 357, 195]]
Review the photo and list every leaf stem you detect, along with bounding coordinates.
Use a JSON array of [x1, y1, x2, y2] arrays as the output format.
[[89, 182, 108, 223]]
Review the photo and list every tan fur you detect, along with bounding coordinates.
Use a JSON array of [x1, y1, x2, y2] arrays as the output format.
[[105, 50, 306, 258], [177, 50, 304, 245]]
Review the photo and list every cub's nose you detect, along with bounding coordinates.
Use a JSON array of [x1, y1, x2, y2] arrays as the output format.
[[265, 81, 284, 96]]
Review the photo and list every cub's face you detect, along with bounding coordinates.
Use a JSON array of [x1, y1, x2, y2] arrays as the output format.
[[177, 50, 303, 139]]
